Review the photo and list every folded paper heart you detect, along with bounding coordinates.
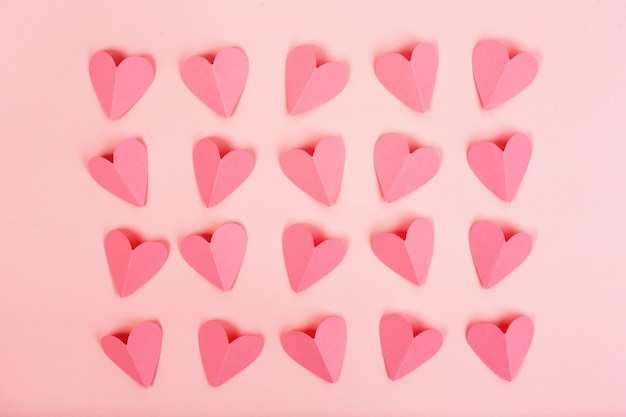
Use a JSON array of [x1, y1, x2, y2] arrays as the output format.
[[472, 39, 538, 110], [467, 315, 534, 381], [198, 320, 263, 387], [101, 321, 162, 388], [89, 50, 154, 120], [280, 136, 345, 206], [181, 47, 248, 117], [180, 223, 247, 291], [379, 313, 443, 380], [193, 137, 255, 207], [285, 45, 349, 115], [374, 133, 440, 202], [282, 224, 346, 292], [375, 43, 438, 112], [281, 316, 347, 382], [467, 133, 531, 202]]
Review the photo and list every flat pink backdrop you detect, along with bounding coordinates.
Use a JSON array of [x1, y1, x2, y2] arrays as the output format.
[[1, 1, 626, 416]]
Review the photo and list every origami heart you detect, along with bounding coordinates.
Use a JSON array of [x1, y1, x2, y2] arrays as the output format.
[[374, 133, 440, 202], [104, 229, 168, 297], [89, 50, 154, 120], [469, 221, 532, 289], [285, 45, 348, 115], [280, 136, 345, 206], [371, 218, 434, 286], [193, 137, 255, 207], [467, 315, 534, 381], [181, 47, 248, 117], [180, 223, 247, 291], [88, 138, 148, 207], [198, 320, 263, 387], [467, 133, 531, 202], [375, 43, 438, 112], [281, 316, 347, 382], [379, 314, 443, 381], [472, 39, 538, 110], [101, 321, 162, 387], [282, 224, 346, 292]]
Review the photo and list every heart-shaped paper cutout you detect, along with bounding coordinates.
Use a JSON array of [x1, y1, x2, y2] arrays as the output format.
[[280, 136, 345, 206], [467, 315, 534, 381], [285, 45, 348, 115], [281, 316, 347, 383], [282, 224, 346, 292], [101, 321, 162, 387], [379, 313, 443, 380], [198, 320, 263, 387], [104, 229, 168, 297], [374, 133, 440, 202], [472, 40, 538, 110], [88, 138, 148, 207], [181, 48, 248, 117], [372, 218, 434, 286], [193, 137, 255, 207], [89, 50, 154, 120], [375, 43, 438, 112], [180, 223, 247, 291], [467, 133, 531, 202]]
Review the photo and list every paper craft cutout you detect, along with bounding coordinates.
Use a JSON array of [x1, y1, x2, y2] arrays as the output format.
[[89, 50, 154, 120], [101, 321, 162, 387], [180, 223, 247, 291], [374, 133, 440, 202], [280, 136, 345, 206], [467, 133, 531, 202], [285, 45, 348, 115], [88, 138, 148, 207], [193, 137, 254, 207], [371, 218, 434, 286], [282, 224, 346, 292], [379, 313, 443, 380], [181, 48, 248, 117], [472, 39, 538, 110], [281, 316, 347, 383], [375, 43, 438, 112], [469, 221, 532, 289], [198, 320, 263, 387], [467, 315, 534, 381]]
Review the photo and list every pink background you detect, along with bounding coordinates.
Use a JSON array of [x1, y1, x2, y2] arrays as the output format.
[[1, 0, 626, 415]]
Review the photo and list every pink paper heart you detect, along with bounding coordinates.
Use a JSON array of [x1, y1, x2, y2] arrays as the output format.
[[374, 133, 440, 202], [180, 223, 247, 291], [467, 315, 534, 381], [281, 316, 347, 383], [379, 314, 443, 381], [469, 221, 532, 289], [467, 133, 531, 202], [280, 136, 345, 206], [88, 138, 148, 207], [282, 224, 346, 292], [101, 321, 162, 387], [375, 43, 438, 112], [193, 137, 254, 207], [181, 48, 248, 117], [104, 229, 168, 297], [372, 218, 434, 286], [198, 320, 263, 387], [285, 45, 348, 115], [472, 39, 538, 110], [89, 50, 154, 120]]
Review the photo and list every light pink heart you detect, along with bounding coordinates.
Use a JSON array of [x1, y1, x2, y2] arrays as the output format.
[[89, 50, 154, 120], [281, 316, 347, 383], [285, 45, 348, 115], [280, 136, 345, 206]]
